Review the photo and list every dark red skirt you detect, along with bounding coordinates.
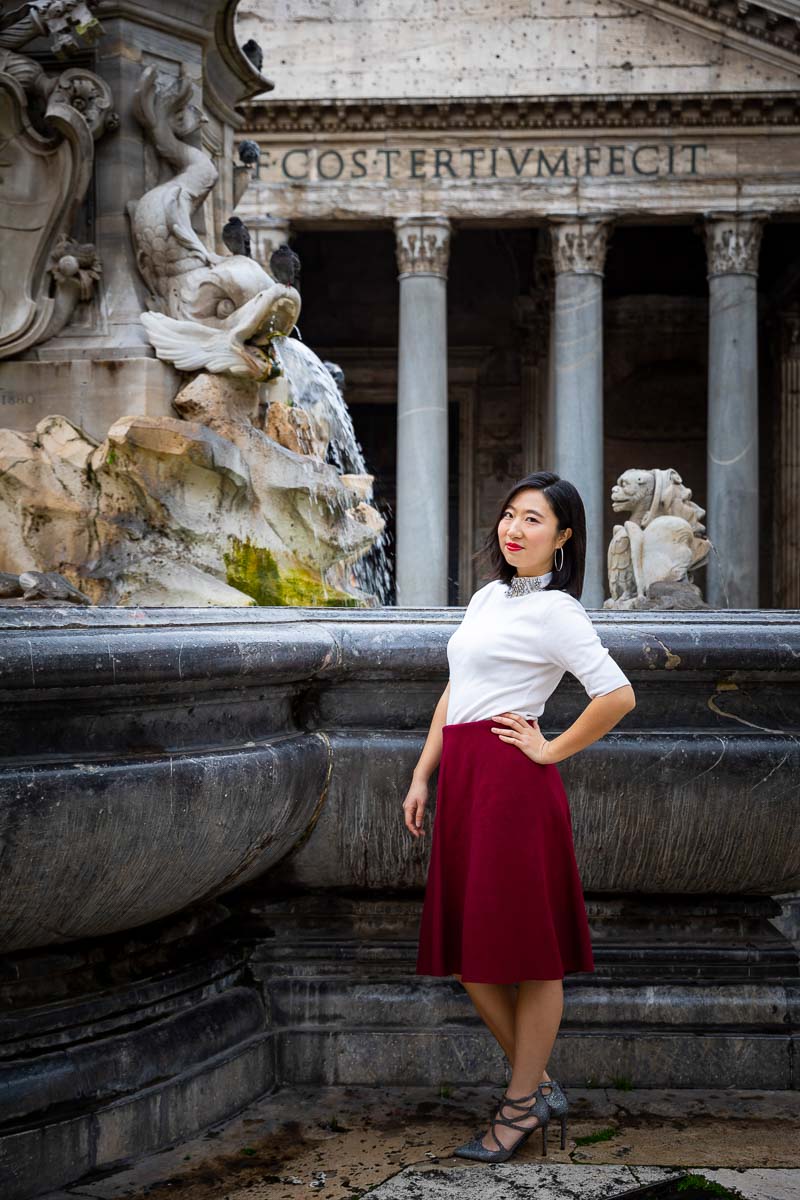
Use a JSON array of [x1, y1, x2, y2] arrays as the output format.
[[415, 718, 595, 984]]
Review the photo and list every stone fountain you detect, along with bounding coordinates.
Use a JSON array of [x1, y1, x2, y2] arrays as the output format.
[[0, 3, 386, 609]]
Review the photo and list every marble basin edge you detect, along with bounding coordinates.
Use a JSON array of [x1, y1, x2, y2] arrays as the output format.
[[0, 605, 797, 952]]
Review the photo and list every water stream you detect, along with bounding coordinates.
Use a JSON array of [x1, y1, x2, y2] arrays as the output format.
[[274, 337, 393, 605]]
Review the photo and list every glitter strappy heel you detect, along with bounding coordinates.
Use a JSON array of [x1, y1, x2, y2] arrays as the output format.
[[486, 1076, 569, 1152], [539, 1079, 569, 1150], [453, 1084, 551, 1162]]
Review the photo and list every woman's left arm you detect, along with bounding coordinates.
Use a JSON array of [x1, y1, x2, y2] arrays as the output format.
[[540, 683, 635, 763], [492, 684, 635, 765]]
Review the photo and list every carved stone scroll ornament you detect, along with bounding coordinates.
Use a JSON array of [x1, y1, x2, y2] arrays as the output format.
[[604, 467, 710, 610], [394, 215, 451, 280], [550, 217, 613, 275], [129, 66, 301, 380], [43, 234, 102, 340], [0, 2, 115, 359]]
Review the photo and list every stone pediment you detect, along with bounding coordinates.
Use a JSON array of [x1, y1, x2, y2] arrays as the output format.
[[238, 0, 800, 104], [616, 0, 800, 77]]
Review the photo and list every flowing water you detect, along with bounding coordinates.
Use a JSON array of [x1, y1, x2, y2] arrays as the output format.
[[273, 338, 393, 605]]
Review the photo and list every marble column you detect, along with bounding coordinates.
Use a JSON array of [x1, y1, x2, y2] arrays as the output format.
[[394, 215, 451, 606], [247, 216, 292, 272], [550, 217, 613, 609], [704, 214, 766, 608], [774, 310, 800, 608]]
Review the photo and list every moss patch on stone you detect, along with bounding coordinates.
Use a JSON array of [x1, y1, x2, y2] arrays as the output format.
[[574, 1126, 619, 1146], [676, 1177, 745, 1199], [223, 536, 362, 607]]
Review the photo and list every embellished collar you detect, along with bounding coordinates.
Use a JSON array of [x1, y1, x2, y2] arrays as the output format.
[[505, 570, 553, 598]]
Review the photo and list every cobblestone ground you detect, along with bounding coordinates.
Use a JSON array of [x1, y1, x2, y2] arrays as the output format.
[[45, 1087, 800, 1200]]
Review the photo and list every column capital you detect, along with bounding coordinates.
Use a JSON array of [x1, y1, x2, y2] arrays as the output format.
[[394, 214, 451, 280], [703, 212, 769, 278], [549, 216, 613, 276]]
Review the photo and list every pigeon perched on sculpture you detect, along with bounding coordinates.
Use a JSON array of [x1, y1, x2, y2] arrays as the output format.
[[0, 570, 92, 605], [222, 215, 252, 258], [238, 140, 260, 167], [270, 244, 301, 288], [241, 38, 264, 72]]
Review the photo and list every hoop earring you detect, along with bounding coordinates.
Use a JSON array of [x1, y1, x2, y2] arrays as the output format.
[[554, 545, 564, 571]]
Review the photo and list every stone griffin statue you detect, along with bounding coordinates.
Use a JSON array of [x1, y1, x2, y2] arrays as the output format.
[[0, 0, 115, 358], [129, 65, 300, 380], [604, 467, 710, 610]]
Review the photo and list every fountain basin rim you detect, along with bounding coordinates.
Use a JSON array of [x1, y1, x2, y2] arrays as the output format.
[[0, 607, 797, 696], [1, 605, 800, 629]]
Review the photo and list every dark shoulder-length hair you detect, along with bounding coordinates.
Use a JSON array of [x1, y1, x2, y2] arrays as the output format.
[[473, 471, 587, 600]]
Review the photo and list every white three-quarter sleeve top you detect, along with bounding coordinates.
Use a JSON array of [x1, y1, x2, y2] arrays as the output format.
[[445, 577, 631, 726]]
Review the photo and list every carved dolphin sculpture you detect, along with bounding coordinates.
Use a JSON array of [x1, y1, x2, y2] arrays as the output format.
[[139, 255, 299, 379], [141, 275, 299, 379], [129, 66, 300, 378]]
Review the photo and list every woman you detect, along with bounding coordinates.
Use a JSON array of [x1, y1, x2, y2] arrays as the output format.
[[402, 471, 636, 1162]]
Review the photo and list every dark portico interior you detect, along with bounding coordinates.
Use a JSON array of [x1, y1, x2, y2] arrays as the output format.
[[290, 221, 800, 605]]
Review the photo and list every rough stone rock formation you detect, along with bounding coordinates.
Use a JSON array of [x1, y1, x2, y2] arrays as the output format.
[[0, 382, 381, 606]]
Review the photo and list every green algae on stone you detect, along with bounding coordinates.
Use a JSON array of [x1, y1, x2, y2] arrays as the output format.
[[223, 536, 362, 607], [281, 563, 362, 607], [223, 537, 282, 605]]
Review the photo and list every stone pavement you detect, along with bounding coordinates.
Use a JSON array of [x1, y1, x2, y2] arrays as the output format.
[[43, 1085, 800, 1200], [361, 1164, 799, 1199]]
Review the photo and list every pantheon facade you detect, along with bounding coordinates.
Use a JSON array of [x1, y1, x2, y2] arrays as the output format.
[[235, 0, 800, 608]]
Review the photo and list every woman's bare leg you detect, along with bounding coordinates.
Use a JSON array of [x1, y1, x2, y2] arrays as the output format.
[[478, 977, 563, 1152], [452, 974, 552, 1082]]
